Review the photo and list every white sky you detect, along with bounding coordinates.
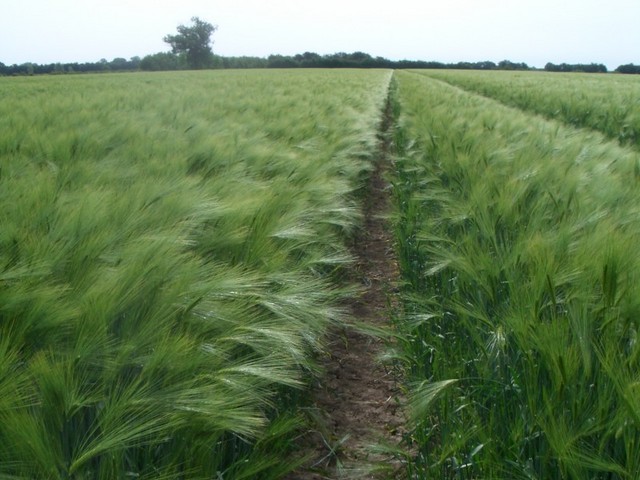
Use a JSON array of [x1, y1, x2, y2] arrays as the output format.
[[1, 0, 638, 69]]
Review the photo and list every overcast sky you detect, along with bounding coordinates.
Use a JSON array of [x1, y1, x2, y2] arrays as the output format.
[[1, 0, 638, 69]]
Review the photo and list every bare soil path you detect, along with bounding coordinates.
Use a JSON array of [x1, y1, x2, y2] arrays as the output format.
[[284, 94, 405, 479]]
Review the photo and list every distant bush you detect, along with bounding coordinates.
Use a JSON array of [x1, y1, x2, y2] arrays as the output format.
[[0, 57, 140, 75], [140, 52, 186, 71], [544, 62, 608, 73], [616, 63, 640, 74]]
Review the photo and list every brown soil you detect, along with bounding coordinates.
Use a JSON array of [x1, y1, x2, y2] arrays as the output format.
[[284, 95, 406, 479]]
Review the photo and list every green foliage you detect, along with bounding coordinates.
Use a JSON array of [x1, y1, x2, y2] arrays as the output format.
[[616, 64, 640, 75], [544, 62, 608, 73], [0, 70, 391, 478], [140, 52, 186, 71], [391, 70, 640, 478], [164, 17, 217, 70]]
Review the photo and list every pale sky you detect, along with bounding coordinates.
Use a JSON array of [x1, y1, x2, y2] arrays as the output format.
[[1, 0, 638, 69]]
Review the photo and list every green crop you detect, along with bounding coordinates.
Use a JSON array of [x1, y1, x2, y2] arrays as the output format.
[[419, 69, 640, 148], [391, 71, 640, 479], [0, 69, 391, 478], [9, 66, 638, 479]]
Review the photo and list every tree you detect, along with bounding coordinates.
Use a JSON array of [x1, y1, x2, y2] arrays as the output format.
[[164, 17, 217, 69], [615, 63, 640, 74], [498, 60, 529, 71]]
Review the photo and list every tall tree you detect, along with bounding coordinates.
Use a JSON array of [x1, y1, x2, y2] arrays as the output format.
[[164, 17, 217, 69]]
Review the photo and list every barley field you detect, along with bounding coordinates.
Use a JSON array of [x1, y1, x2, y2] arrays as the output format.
[[3, 68, 640, 479], [418, 69, 640, 148], [391, 70, 640, 479], [0, 69, 391, 479]]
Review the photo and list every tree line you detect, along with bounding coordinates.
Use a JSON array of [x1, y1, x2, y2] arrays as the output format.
[[0, 52, 536, 75], [6, 54, 638, 76], [134, 52, 534, 71], [0, 57, 142, 76], [1, 16, 637, 75], [544, 62, 608, 73]]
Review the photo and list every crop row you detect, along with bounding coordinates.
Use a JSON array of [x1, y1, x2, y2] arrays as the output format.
[[391, 71, 640, 478], [418, 69, 640, 149], [0, 70, 391, 479]]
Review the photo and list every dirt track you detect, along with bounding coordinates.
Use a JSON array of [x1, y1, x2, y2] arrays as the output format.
[[284, 93, 406, 479]]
